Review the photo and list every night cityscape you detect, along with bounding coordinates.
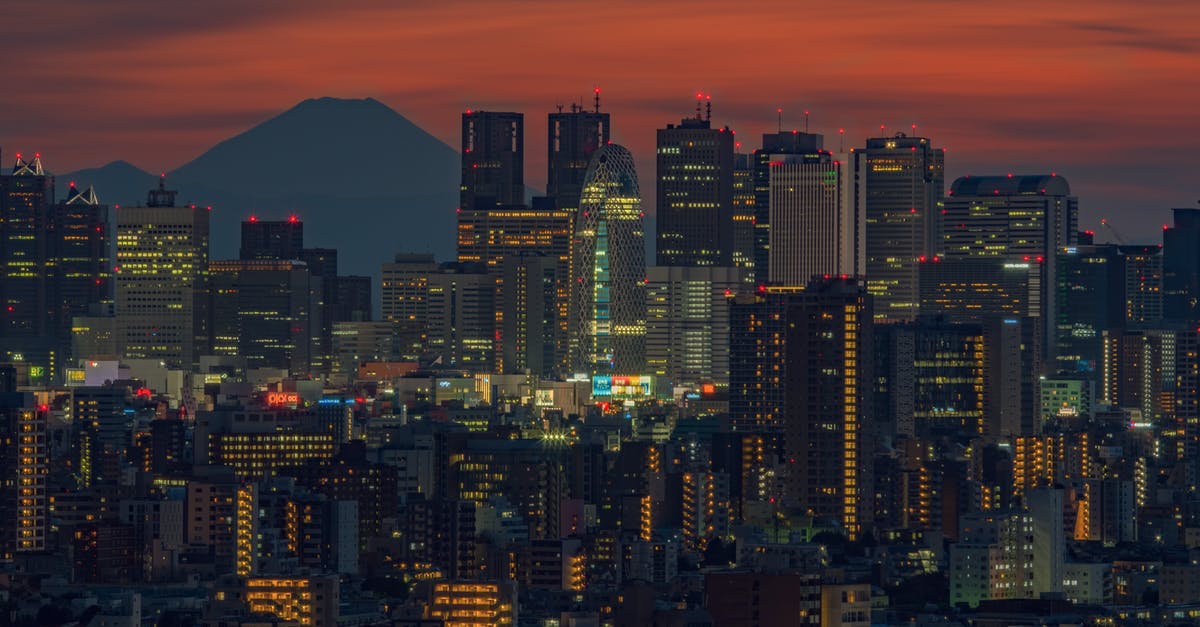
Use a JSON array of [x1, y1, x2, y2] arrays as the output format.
[[2, 2, 1200, 626]]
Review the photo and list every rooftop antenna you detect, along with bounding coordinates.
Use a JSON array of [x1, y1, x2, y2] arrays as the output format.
[[804, 110, 810, 133], [594, 87, 601, 113], [706, 95, 712, 122], [839, 128, 845, 152], [777, 107, 782, 133], [556, 104, 564, 113], [695, 92, 703, 121]]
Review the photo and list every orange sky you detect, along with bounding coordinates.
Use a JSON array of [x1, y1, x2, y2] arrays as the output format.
[[2, 0, 1198, 239]]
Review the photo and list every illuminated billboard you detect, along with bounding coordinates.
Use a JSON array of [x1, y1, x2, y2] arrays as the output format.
[[592, 375, 654, 400]]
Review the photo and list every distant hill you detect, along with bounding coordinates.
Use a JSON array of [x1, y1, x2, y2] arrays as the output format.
[[61, 97, 461, 277], [55, 160, 159, 207]]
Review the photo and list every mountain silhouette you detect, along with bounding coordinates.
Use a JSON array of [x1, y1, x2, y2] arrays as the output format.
[[56, 160, 159, 207], [61, 97, 460, 277]]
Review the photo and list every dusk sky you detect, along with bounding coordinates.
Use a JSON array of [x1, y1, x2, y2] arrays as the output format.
[[2, 0, 1197, 240]]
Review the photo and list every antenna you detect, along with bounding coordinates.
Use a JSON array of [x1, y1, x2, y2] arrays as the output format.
[[839, 128, 845, 152], [594, 86, 601, 113], [696, 92, 703, 120], [706, 95, 712, 122], [804, 110, 810, 133], [556, 104, 564, 113], [777, 107, 782, 133]]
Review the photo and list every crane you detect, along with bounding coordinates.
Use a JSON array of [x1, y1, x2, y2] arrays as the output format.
[[1099, 218, 1127, 245]]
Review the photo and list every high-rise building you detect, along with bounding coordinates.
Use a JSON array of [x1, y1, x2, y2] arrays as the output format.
[[856, 134, 944, 321], [942, 173, 1079, 361], [1120, 244, 1162, 329], [240, 216, 303, 260], [1, 156, 110, 382], [115, 177, 210, 369], [0, 153, 55, 342], [547, 97, 609, 214], [461, 110, 524, 210], [767, 150, 861, 285], [208, 259, 323, 373], [645, 266, 741, 388], [728, 286, 804, 438], [427, 263, 496, 372], [655, 110, 734, 267], [731, 152, 756, 282], [783, 277, 873, 540], [570, 144, 646, 376], [1163, 208, 1200, 324], [1055, 244, 1124, 376], [381, 253, 438, 326], [500, 253, 558, 377], [456, 201, 573, 375], [0, 392, 48, 559], [753, 131, 825, 283]]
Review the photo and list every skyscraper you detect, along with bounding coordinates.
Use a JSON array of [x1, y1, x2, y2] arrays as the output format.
[[753, 131, 825, 284], [729, 286, 804, 438], [767, 150, 861, 285], [115, 177, 210, 369], [547, 96, 609, 214], [571, 144, 646, 376], [645, 266, 741, 388], [731, 152, 756, 282], [655, 107, 735, 267], [857, 133, 944, 321], [240, 216, 303, 260], [941, 173, 1079, 361], [1163, 208, 1200, 324], [0, 155, 108, 382], [0, 391, 48, 559], [461, 110, 524, 210], [208, 260, 322, 373], [783, 277, 873, 540], [0, 153, 54, 342], [456, 201, 573, 375]]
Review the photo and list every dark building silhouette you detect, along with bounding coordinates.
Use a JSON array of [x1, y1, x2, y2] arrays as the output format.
[[1163, 208, 1200, 324], [1, 156, 110, 382], [656, 109, 735, 267], [240, 216, 303, 260], [782, 277, 873, 539], [547, 97, 609, 214], [461, 110, 524, 210]]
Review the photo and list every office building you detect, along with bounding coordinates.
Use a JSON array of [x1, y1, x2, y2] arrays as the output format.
[[461, 110, 524, 210], [427, 263, 496, 372], [731, 152, 756, 281], [208, 259, 323, 373], [656, 109, 735, 267], [547, 97, 609, 214], [857, 133, 944, 321], [767, 149, 860, 285], [753, 131, 825, 283], [783, 277, 873, 539], [1120, 244, 1162, 328], [1055, 244, 1124, 376], [942, 173, 1079, 357], [457, 201, 573, 375], [115, 177, 209, 369], [1, 156, 110, 382], [0, 392, 48, 559], [570, 144, 646, 376], [1163, 208, 1200, 324], [240, 216, 303, 260], [645, 266, 741, 388]]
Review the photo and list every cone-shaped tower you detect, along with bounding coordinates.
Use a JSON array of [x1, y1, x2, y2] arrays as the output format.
[[570, 144, 646, 376]]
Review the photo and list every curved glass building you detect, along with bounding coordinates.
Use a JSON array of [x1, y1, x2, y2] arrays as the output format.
[[571, 144, 646, 376]]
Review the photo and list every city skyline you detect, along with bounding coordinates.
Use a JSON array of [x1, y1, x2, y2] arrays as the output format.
[[1, 1, 1198, 242]]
